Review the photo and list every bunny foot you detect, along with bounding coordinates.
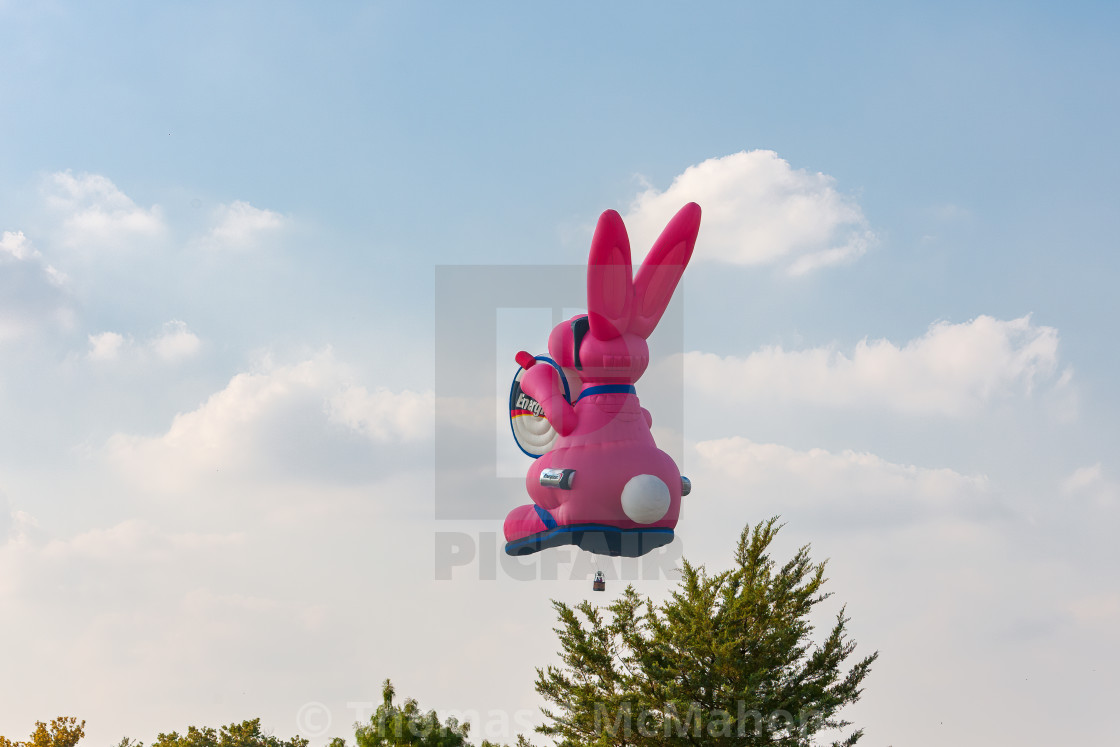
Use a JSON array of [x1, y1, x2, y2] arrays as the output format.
[[503, 504, 551, 544], [504, 503, 674, 557]]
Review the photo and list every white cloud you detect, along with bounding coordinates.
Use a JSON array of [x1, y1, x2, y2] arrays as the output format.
[[0, 316, 28, 343], [624, 150, 874, 274], [0, 477, 476, 747], [0, 495, 15, 547], [0, 229, 66, 284], [1068, 591, 1120, 629], [151, 319, 201, 361], [87, 330, 126, 361], [1061, 463, 1117, 509], [85, 321, 201, 363], [0, 230, 33, 261], [105, 351, 434, 493], [686, 314, 1066, 417], [39, 518, 244, 564], [691, 436, 991, 528], [0, 512, 300, 699], [929, 203, 972, 222], [44, 171, 165, 250], [329, 385, 434, 441], [0, 231, 72, 343], [202, 200, 286, 250]]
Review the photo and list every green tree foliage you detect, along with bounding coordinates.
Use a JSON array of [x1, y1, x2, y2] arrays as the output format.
[[534, 517, 878, 746], [354, 680, 517, 747], [0, 717, 86, 747], [152, 719, 307, 747]]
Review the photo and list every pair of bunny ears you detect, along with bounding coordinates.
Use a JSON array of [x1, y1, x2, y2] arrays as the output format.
[[586, 202, 701, 341]]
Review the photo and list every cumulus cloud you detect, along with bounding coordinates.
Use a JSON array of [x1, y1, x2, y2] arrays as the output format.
[[151, 319, 201, 361], [1061, 463, 1117, 509], [86, 320, 201, 363], [674, 436, 1004, 662], [686, 314, 1067, 417], [0, 230, 34, 261], [0, 511, 308, 696], [1068, 591, 1120, 629], [329, 385, 434, 441], [201, 200, 286, 250], [0, 230, 71, 342], [0, 475, 448, 745], [0, 494, 12, 545], [1, 230, 66, 284], [87, 331, 126, 361], [104, 351, 434, 493], [44, 171, 165, 250], [0, 316, 33, 344], [623, 150, 874, 274], [0, 496, 42, 553], [692, 436, 991, 526], [39, 518, 244, 564]]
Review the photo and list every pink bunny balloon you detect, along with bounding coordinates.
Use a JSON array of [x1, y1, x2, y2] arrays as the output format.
[[504, 203, 701, 557]]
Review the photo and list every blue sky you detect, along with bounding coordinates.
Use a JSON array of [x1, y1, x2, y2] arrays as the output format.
[[2, 2, 1118, 745]]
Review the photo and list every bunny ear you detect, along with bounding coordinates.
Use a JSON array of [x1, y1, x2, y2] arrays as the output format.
[[631, 202, 701, 339], [586, 209, 634, 340]]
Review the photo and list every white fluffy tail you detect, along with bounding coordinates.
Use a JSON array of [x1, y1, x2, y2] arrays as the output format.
[[621, 474, 671, 524]]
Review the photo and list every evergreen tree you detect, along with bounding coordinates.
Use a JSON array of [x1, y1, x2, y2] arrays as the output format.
[[534, 517, 877, 746], [354, 680, 513, 747]]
